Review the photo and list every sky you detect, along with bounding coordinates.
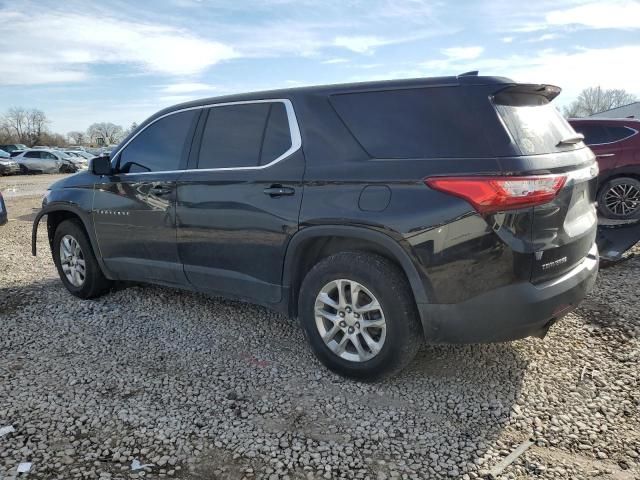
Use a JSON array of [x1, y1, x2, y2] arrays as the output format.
[[1, 0, 639, 134]]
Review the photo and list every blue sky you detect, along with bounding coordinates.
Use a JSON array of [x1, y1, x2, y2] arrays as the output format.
[[1, 0, 639, 133]]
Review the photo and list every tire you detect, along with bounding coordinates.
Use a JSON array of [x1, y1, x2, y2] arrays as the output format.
[[19, 164, 29, 175], [597, 177, 640, 220], [298, 252, 422, 381], [52, 219, 112, 299]]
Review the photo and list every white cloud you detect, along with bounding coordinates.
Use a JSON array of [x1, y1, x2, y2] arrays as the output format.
[[529, 33, 560, 42], [322, 58, 350, 64], [442, 46, 484, 60], [0, 10, 237, 85], [546, 0, 640, 29], [333, 35, 391, 54], [502, 36, 514, 43], [421, 44, 640, 105], [160, 82, 219, 94]]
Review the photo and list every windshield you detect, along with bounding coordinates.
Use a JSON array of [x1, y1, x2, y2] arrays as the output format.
[[494, 92, 582, 155]]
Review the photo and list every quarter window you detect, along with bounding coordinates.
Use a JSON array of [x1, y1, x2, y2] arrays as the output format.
[[197, 102, 292, 169], [607, 126, 635, 143], [118, 110, 197, 173]]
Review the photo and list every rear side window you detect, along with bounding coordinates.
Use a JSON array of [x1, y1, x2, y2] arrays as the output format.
[[572, 125, 609, 145], [330, 87, 492, 158], [24, 151, 40, 158], [493, 91, 579, 155], [118, 110, 197, 173], [197, 102, 292, 169], [261, 103, 291, 165]]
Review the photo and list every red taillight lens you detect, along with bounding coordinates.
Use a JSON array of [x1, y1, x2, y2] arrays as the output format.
[[425, 175, 567, 214]]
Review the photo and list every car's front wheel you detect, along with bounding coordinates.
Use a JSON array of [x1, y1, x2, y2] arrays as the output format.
[[298, 252, 422, 381], [598, 177, 640, 220], [52, 219, 112, 299]]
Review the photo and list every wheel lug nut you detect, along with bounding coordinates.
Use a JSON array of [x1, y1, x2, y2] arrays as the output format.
[[339, 321, 347, 328], [354, 313, 360, 318], [348, 327, 354, 334], [339, 311, 345, 318], [355, 322, 360, 329], [345, 307, 352, 313]]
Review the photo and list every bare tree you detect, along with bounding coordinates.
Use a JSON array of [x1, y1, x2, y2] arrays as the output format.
[[563, 86, 637, 118], [87, 122, 124, 145], [4, 107, 29, 143], [26, 109, 49, 145], [68, 131, 86, 145]]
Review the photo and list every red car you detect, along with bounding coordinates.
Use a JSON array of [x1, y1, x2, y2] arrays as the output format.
[[569, 118, 640, 220]]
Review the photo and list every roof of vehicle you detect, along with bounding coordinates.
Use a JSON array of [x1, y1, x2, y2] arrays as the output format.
[[569, 117, 640, 126], [149, 74, 515, 121]]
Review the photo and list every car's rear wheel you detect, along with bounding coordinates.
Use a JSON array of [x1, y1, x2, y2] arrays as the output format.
[[19, 164, 29, 175], [598, 177, 640, 220], [52, 219, 112, 299], [298, 252, 422, 381]]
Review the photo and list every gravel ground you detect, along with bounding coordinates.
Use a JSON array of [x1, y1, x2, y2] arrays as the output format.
[[0, 177, 639, 480]]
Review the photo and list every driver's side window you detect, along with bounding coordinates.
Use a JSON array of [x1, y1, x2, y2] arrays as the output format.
[[118, 110, 198, 173]]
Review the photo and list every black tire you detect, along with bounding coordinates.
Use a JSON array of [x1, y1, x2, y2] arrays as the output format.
[[19, 164, 29, 175], [298, 252, 422, 381], [597, 177, 640, 220], [52, 219, 112, 299]]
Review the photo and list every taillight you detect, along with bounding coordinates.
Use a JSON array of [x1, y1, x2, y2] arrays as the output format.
[[425, 175, 567, 214]]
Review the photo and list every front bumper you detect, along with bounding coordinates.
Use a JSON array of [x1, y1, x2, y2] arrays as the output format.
[[0, 163, 20, 175], [419, 244, 599, 344]]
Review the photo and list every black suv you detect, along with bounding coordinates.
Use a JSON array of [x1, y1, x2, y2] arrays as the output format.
[[33, 74, 599, 379]]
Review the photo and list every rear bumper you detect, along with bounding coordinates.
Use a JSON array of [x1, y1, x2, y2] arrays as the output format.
[[419, 244, 599, 344]]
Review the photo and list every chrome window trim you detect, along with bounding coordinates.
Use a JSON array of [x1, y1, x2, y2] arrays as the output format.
[[577, 126, 638, 147], [111, 98, 301, 175]]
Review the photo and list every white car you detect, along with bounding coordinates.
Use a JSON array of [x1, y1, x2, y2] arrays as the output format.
[[13, 149, 78, 174], [62, 151, 91, 170]]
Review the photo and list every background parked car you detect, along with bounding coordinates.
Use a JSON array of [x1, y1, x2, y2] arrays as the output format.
[[0, 154, 20, 175], [61, 150, 90, 170], [0, 143, 28, 153], [13, 149, 78, 174], [569, 118, 640, 220], [0, 191, 7, 226]]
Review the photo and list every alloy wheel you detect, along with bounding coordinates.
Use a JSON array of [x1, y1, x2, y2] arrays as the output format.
[[314, 279, 387, 362], [604, 182, 640, 217], [59, 234, 86, 287]]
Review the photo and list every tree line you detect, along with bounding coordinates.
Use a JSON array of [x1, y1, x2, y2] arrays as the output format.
[[0, 107, 137, 148]]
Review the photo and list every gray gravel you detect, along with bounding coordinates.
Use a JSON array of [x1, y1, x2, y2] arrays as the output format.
[[1, 182, 639, 480]]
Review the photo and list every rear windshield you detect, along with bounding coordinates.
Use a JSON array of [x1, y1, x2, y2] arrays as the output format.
[[330, 87, 495, 159], [493, 92, 581, 155]]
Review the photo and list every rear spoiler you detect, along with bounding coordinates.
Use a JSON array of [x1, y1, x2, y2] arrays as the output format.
[[493, 84, 562, 104]]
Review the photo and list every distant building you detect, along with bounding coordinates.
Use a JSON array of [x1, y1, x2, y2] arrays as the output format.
[[590, 102, 640, 119]]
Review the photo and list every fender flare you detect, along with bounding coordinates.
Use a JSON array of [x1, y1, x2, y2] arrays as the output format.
[[31, 204, 109, 276], [282, 225, 431, 312]]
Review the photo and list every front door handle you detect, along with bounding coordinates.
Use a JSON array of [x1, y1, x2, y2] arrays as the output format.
[[263, 185, 295, 197], [596, 153, 615, 158], [150, 185, 173, 195]]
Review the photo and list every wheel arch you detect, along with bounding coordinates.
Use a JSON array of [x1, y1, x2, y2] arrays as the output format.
[[282, 225, 431, 321], [32, 204, 113, 278]]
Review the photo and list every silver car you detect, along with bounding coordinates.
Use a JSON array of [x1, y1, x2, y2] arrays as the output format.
[[62, 151, 90, 170], [13, 149, 77, 174]]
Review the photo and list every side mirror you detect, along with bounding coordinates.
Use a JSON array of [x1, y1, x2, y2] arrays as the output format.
[[90, 155, 112, 176]]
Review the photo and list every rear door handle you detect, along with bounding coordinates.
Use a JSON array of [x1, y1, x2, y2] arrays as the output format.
[[150, 185, 173, 195], [596, 153, 615, 158], [263, 185, 295, 197]]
